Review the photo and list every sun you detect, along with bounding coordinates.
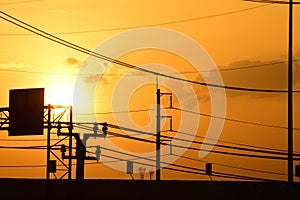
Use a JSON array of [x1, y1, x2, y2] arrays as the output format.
[[45, 82, 74, 106]]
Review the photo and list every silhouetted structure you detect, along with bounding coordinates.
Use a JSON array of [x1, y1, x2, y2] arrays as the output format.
[[0, 178, 299, 200]]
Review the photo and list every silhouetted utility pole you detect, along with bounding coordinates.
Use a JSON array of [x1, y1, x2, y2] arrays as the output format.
[[288, 0, 294, 184], [68, 106, 73, 180], [46, 104, 51, 180], [156, 89, 173, 181], [156, 89, 161, 181], [244, 0, 300, 183]]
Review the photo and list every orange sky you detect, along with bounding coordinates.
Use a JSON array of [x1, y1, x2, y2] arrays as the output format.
[[0, 0, 300, 181]]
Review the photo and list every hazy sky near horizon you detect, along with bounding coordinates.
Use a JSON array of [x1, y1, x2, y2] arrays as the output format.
[[0, 0, 300, 181]]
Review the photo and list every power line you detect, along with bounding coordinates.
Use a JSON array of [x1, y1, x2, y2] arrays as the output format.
[[0, 0, 44, 6], [0, 145, 46, 149], [1, 11, 299, 93], [160, 132, 300, 157], [98, 153, 273, 181], [0, 59, 299, 75], [108, 124, 155, 136], [78, 124, 156, 144], [175, 154, 287, 176], [0, 138, 46, 142], [99, 151, 287, 179], [0, 128, 283, 181], [76, 109, 299, 154], [99, 145, 280, 181], [0, 130, 284, 179], [77, 105, 300, 139], [177, 142, 298, 161], [171, 107, 300, 131], [76, 124, 300, 161], [76, 108, 154, 115], [0, 149, 285, 181], [92, 119, 300, 154], [0, 164, 46, 168], [175, 130, 297, 154], [78, 106, 300, 153], [0, 138, 63, 142], [244, 0, 300, 4], [0, 68, 75, 75], [0, 4, 270, 36], [214, 59, 298, 72], [75, 107, 300, 161], [94, 103, 300, 156], [168, 129, 300, 157], [167, 59, 299, 73], [108, 121, 299, 157], [80, 122, 299, 158]]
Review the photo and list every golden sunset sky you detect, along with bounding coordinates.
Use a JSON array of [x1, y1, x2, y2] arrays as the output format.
[[0, 0, 300, 181]]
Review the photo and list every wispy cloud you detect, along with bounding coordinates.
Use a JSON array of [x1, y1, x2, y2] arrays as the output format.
[[0, 61, 31, 69], [51, 9, 67, 13], [83, 62, 129, 85]]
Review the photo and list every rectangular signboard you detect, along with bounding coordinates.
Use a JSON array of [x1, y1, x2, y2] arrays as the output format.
[[9, 88, 45, 136]]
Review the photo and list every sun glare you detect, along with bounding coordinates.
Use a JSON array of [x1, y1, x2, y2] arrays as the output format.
[[45, 83, 74, 106]]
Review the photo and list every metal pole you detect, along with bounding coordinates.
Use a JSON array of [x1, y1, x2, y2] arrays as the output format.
[[288, 0, 294, 183], [46, 104, 51, 180], [68, 106, 73, 180], [156, 89, 161, 181]]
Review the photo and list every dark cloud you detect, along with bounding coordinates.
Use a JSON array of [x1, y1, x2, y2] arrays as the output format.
[[220, 59, 300, 98], [222, 60, 286, 90], [190, 59, 300, 102]]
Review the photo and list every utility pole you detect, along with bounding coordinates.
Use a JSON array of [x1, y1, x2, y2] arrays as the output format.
[[244, 0, 300, 183], [156, 89, 173, 181], [68, 105, 73, 180], [156, 89, 161, 181], [46, 104, 51, 180], [287, 0, 294, 183]]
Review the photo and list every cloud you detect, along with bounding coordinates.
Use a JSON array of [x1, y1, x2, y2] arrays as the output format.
[[51, 9, 67, 13], [219, 59, 300, 98], [100, 63, 128, 84], [177, 59, 300, 109], [222, 60, 286, 89], [84, 74, 99, 84], [79, 58, 300, 105], [63, 57, 82, 68], [83, 62, 130, 85], [0, 61, 31, 69]]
